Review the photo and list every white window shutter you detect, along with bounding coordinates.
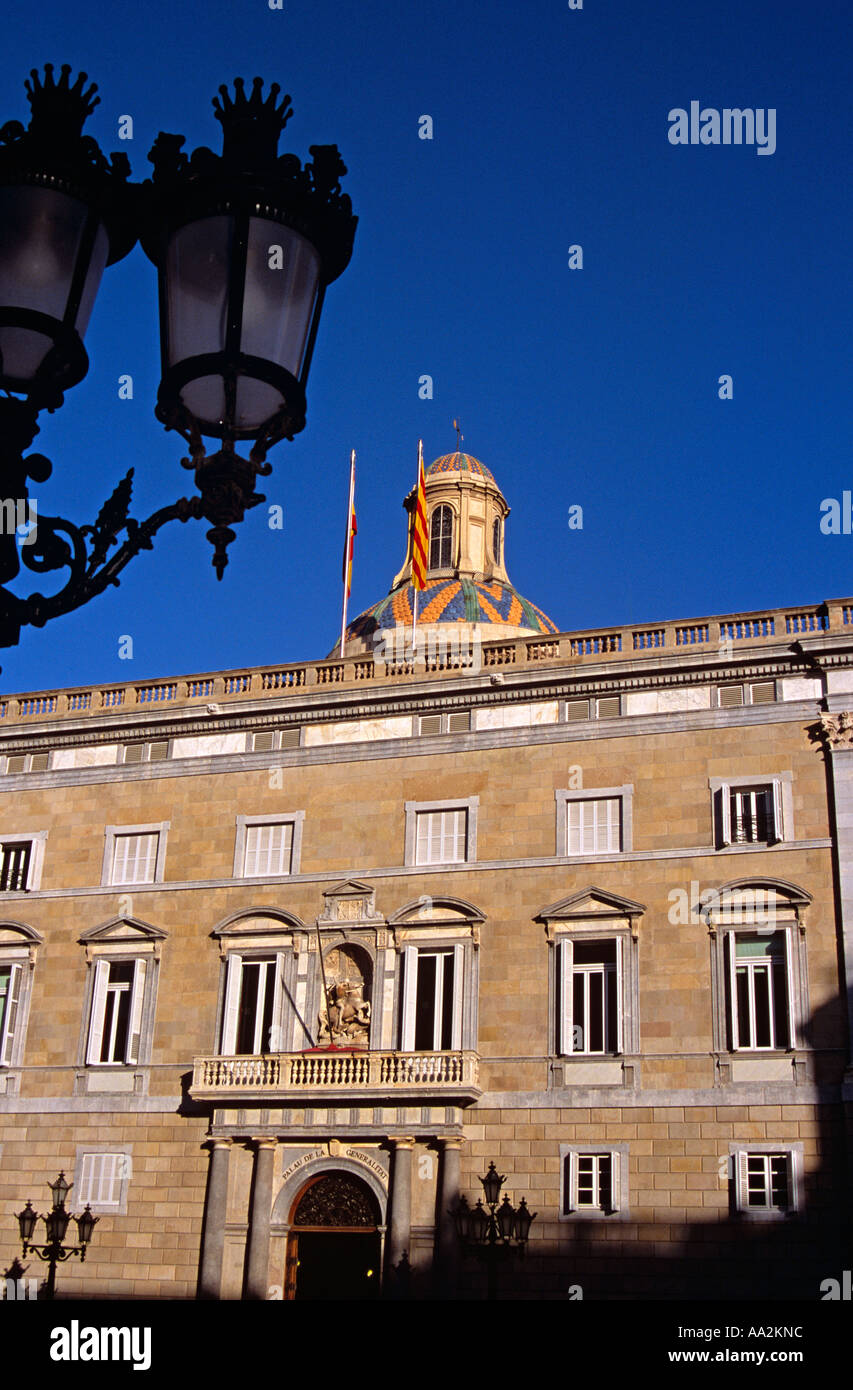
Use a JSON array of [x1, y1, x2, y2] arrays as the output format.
[[567, 1151, 578, 1212], [221, 954, 243, 1054], [771, 781, 784, 842], [401, 946, 418, 1050], [783, 928, 796, 1049], [787, 1150, 797, 1211], [270, 953, 285, 1052], [717, 785, 731, 846], [737, 1150, 748, 1209], [451, 943, 465, 1049], [558, 939, 573, 1055], [126, 959, 146, 1064], [727, 933, 739, 1049], [614, 936, 624, 1054], [610, 1151, 621, 1212], [0, 963, 21, 1065], [86, 959, 109, 1064]]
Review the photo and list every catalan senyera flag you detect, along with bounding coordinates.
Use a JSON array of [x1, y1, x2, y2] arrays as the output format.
[[338, 451, 357, 657], [342, 451, 357, 599], [411, 439, 428, 591]]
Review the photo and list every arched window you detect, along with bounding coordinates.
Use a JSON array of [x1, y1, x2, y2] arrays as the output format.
[[429, 505, 453, 570], [492, 517, 501, 564]]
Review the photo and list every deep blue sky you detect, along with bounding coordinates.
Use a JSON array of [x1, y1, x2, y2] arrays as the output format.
[[2, 0, 852, 693]]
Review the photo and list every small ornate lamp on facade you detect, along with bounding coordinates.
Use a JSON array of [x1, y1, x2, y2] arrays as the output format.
[[15, 1171, 99, 1299], [0, 64, 356, 647], [453, 1162, 537, 1300]]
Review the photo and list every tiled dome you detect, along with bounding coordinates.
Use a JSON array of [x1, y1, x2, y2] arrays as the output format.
[[426, 452, 495, 483], [346, 577, 558, 643]]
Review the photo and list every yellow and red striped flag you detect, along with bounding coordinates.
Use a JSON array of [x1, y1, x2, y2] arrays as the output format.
[[412, 439, 428, 591], [339, 451, 356, 657], [342, 450, 357, 598]]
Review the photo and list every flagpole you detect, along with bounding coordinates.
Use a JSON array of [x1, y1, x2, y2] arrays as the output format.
[[339, 449, 356, 657], [411, 439, 423, 662]]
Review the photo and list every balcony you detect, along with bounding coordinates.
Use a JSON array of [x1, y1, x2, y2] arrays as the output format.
[[190, 1049, 481, 1105]]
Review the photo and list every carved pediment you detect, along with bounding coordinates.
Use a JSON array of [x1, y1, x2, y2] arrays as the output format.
[[536, 887, 646, 923], [388, 895, 486, 927], [701, 877, 811, 926], [213, 908, 306, 938], [318, 880, 383, 926], [0, 920, 43, 963], [80, 916, 168, 944]]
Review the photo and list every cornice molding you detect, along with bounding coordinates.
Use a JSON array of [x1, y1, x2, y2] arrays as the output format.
[[0, 653, 829, 754]]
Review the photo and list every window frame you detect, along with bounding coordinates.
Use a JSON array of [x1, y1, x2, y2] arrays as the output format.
[[218, 950, 289, 1055], [558, 935, 622, 1055], [233, 812, 305, 878], [399, 942, 465, 1051], [3, 752, 52, 774], [78, 919, 166, 1076], [120, 740, 171, 765], [428, 503, 455, 571], [559, 1143, 630, 1220], [74, 1146, 133, 1216], [729, 1142, 802, 1218], [0, 832, 47, 893], [716, 680, 778, 708], [704, 880, 809, 1059], [101, 822, 169, 887], [709, 773, 793, 849], [0, 925, 41, 1074], [405, 797, 479, 867], [85, 957, 148, 1065], [555, 786, 634, 857], [541, 889, 644, 1077]]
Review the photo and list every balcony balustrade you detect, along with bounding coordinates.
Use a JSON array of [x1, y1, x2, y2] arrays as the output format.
[[190, 1048, 481, 1104]]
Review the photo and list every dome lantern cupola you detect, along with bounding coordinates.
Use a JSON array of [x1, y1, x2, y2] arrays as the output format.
[[338, 446, 557, 655]]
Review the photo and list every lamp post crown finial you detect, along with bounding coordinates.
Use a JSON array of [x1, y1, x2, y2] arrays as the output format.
[[213, 77, 293, 163], [24, 64, 100, 139]]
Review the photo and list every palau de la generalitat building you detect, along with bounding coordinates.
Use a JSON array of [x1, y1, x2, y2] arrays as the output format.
[[0, 448, 851, 1301]]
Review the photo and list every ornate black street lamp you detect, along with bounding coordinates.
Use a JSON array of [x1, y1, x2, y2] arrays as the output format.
[[453, 1161, 536, 1300], [0, 63, 356, 648], [16, 1170, 98, 1298]]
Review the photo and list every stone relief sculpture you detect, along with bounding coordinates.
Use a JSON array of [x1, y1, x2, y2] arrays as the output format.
[[317, 947, 371, 1046]]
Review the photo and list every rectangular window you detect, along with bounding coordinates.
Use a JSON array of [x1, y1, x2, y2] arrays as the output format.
[[415, 809, 468, 864], [221, 955, 282, 1055], [734, 1150, 796, 1214], [0, 841, 32, 892], [560, 938, 622, 1054], [0, 963, 22, 1065], [731, 788, 771, 844], [728, 932, 791, 1050], [563, 1151, 619, 1214], [110, 833, 159, 885], [86, 959, 147, 1065], [243, 822, 294, 877], [78, 1153, 125, 1208], [566, 798, 621, 855], [401, 944, 464, 1051], [714, 780, 785, 847]]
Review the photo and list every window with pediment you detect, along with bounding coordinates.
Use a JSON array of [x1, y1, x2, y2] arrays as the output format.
[[0, 922, 41, 1073], [79, 918, 166, 1074], [539, 889, 644, 1081], [213, 910, 306, 1055], [388, 896, 483, 1054]]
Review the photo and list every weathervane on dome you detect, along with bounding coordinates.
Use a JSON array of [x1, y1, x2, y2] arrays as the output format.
[[453, 417, 464, 452]]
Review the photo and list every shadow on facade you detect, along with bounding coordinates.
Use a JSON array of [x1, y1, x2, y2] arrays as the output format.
[[433, 990, 851, 1301]]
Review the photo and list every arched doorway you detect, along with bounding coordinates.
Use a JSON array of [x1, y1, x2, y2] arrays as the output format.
[[286, 1171, 381, 1300]]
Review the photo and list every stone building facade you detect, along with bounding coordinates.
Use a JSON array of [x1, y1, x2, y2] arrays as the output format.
[[0, 451, 850, 1299]]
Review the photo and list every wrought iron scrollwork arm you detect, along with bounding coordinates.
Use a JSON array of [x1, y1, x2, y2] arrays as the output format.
[[0, 446, 202, 647]]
